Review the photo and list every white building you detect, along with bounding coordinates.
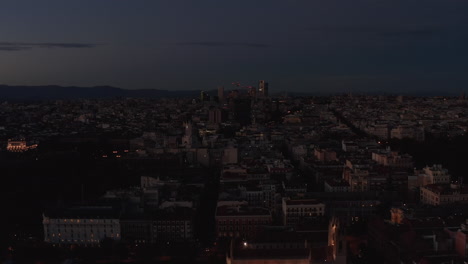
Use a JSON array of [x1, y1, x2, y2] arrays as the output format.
[[43, 207, 121, 246], [371, 149, 413, 169], [421, 164, 451, 185], [420, 184, 468, 206]]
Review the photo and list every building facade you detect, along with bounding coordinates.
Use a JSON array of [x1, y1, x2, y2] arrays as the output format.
[[282, 198, 326, 226], [216, 205, 272, 238], [42, 207, 121, 246], [420, 184, 468, 205]]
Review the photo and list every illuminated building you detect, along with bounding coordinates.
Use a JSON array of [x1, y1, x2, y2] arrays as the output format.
[[454, 226, 468, 259], [390, 125, 425, 141], [226, 231, 331, 264], [182, 121, 193, 147], [42, 206, 121, 246], [420, 183, 468, 205], [257, 80, 268, 98], [371, 149, 413, 169], [226, 243, 311, 264], [328, 217, 346, 263], [314, 148, 337, 162], [343, 167, 369, 192], [390, 207, 404, 225], [6, 138, 37, 152], [282, 198, 325, 226], [420, 164, 451, 185], [152, 207, 193, 242], [200, 91, 209, 101]]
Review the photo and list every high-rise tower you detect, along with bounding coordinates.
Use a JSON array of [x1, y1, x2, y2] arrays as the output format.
[[182, 121, 193, 148], [209, 107, 223, 124], [258, 80, 269, 98], [218, 86, 224, 102]]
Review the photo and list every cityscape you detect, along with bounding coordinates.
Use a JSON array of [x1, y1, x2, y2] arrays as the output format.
[[2, 1, 468, 263], [1, 83, 467, 263]]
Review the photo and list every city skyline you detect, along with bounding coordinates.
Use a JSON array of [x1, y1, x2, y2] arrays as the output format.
[[1, 0, 468, 93], [3, 1, 468, 263]]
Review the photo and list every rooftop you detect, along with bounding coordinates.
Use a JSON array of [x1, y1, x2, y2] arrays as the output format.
[[284, 199, 324, 206], [44, 206, 121, 219], [423, 184, 468, 195], [216, 206, 271, 217], [325, 179, 350, 187]]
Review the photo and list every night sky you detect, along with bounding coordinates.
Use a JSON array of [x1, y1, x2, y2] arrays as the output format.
[[1, 0, 468, 94]]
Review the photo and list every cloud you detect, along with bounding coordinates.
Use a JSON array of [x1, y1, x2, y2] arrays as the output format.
[[31, 43, 98, 48], [306, 25, 442, 38], [0, 42, 99, 51], [0, 46, 31, 51], [176, 41, 270, 48]]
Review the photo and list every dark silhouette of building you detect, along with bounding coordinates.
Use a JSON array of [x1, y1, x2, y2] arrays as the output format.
[[258, 80, 269, 98]]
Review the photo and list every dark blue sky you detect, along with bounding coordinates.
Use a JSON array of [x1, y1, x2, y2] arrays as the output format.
[[1, 0, 468, 94]]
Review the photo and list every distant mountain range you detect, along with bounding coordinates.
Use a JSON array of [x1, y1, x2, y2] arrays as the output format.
[[0, 85, 203, 101]]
